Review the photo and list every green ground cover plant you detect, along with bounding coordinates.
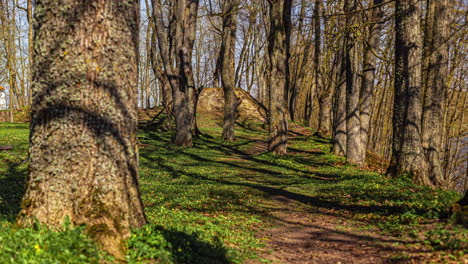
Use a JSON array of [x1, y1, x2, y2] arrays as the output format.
[[0, 120, 465, 263]]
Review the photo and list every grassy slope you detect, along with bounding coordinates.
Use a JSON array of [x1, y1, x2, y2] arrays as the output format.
[[0, 120, 466, 263]]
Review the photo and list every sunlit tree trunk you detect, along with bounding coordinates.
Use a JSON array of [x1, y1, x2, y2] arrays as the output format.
[[27, 0, 33, 105], [267, 0, 291, 155], [344, 0, 363, 165], [388, 0, 429, 185], [149, 33, 173, 115], [318, 0, 339, 137], [180, 0, 200, 136], [152, 0, 199, 146], [310, 0, 322, 129], [17, 0, 147, 258], [290, 0, 311, 124], [360, 0, 383, 164], [220, 0, 240, 141], [145, 0, 172, 115], [333, 35, 347, 156], [421, 0, 449, 186]]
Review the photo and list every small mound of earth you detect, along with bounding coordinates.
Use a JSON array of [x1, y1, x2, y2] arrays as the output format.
[[138, 107, 164, 121], [197, 87, 267, 122]]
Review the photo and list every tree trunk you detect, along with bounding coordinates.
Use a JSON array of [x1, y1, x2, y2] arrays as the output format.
[[0, 0, 23, 109], [317, 93, 332, 135], [344, 0, 363, 165], [8, 92, 13, 122], [310, 0, 323, 129], [146, 0, 172, 115], [317, 0, 338, 137], [268, 0, 291, 155], [17, 0, 147, 258], [151, 0, 198, 146], [333, 39, 347, 156], [290, 0, 309, 123], [180, 0, 199, 136], [421, 0, 449, 186], [360, 0, 383, 164], [388, 0, 429, 185], [143, 20, 152, 109], [27, 0, 33, 105], [453, 190, 468, 227], [220, 0, 240, 141], [149, 29, 173, 115], [144, 0, 153, 111]]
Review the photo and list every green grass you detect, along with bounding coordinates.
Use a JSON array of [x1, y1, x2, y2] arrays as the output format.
[[0, 118, 466, 263], [0, 123, 28, 222]]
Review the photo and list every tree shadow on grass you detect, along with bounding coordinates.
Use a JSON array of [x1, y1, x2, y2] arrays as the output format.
[[130, 225, 231, 264], [136, 126, 457, 262], [139, 126, 446, 221], [234, 120, 267, 134], [195, 135, 331, 176], [140, 143, 411, 218], [0, 159, 26, 221]]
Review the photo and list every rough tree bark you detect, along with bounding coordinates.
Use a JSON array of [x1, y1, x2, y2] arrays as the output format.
[[317, 90, 333, 136], [310, 0, 323, 129], [318, 0, 339, 137], [344, 0, 363, 165], [220, 0, 240, 141], [180, 0, 200, 136], [421, 0, 449, 186], [17, 0, 147, 258], [151, 0, 199, 146], [333, 37, 347, 156], [360, 0, 383, 164], [267, 0, 292, 154], [291, 0, 312, 124], [388, 0, 429, 185], [27, 0, 33, 105], [150, 28, 173, 116], [145, 0, 173, 116]]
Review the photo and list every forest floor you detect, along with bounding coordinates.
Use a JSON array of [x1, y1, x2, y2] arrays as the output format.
[[206, 120, 466, 264], [0, 114, 467, 263], [239, 123, 457, 264]]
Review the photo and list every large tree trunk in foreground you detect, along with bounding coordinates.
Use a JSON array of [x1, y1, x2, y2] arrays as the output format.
[[360, 0, 383, 164], [17, 0, 147, 258], [267, 0, 291, 155], [388, 0, 429, 185], [221, 0, 240, 141], [421, 0, 449, 186]]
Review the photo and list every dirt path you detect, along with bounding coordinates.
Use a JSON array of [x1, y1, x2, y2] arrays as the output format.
[[242, 123, 314, 156], [248, 196, 416, 264], [239, 124, 449, 264]]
